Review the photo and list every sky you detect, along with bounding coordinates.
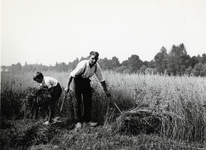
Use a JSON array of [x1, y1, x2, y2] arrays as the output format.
[[1, 0, 206, 66]]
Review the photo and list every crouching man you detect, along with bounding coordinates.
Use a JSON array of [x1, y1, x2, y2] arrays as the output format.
[[33, 72, 62, 125], [65, 51, 111, 131]]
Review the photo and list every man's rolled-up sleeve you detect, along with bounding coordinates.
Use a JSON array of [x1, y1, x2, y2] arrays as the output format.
[[70, 61, 85, 77]]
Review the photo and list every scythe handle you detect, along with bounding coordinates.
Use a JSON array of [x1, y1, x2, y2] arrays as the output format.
[[108, 97, 122, 114], [60, 91, 67, 113]]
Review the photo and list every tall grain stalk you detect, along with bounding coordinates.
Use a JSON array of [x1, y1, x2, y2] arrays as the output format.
[[1, 71, 205, 143], [101, 72, 206, 143]]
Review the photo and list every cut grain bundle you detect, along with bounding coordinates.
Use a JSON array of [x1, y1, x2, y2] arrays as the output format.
[[114, 108, 181, 136], [24, 87, 51, 119]]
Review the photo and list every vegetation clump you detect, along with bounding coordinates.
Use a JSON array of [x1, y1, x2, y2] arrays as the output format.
[[115, 108, 163, 135], [24, 87, 51, 119]]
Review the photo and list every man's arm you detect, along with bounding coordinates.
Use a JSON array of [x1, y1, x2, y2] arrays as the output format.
[[65, 75, 73, 93], [100, 81, 111, 97]]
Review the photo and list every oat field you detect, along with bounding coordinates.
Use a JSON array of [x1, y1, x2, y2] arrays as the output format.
[[1, 71, 206, 149]]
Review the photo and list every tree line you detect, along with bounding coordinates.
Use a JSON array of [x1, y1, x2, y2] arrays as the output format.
[[1, 43, 206, 76]]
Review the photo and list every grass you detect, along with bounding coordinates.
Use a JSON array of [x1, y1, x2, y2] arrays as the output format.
[[1, 71, 206, 149], [1, 119, 204, 150]]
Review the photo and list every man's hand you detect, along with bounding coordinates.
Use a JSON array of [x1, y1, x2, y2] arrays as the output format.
[[105, 91, 111, 97], [65, 87, 70, 93], [100, 81, 111, 97], [40, 85, 48, 89]]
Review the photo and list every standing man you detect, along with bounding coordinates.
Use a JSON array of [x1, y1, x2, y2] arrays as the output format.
[[65, 51, 111, 130]]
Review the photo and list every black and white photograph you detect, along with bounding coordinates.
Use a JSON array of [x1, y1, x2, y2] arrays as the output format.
[[1, 0, 206, 149]]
